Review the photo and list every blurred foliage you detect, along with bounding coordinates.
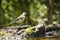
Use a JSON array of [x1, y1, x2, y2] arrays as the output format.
[[0, 0, 60, 28]]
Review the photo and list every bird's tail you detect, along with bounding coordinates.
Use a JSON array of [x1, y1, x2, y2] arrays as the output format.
[[8, 21, 15, 26]]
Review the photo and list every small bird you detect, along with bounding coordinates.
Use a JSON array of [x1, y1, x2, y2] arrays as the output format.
[[8, 12, 28, 25]]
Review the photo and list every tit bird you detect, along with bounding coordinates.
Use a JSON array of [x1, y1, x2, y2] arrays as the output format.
[[8, 12, 28, 25]]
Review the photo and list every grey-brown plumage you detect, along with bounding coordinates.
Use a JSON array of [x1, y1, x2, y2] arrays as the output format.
[[8, 12, 28, 25]]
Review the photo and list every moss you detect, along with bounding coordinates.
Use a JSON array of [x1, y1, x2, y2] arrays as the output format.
[[24, 27, 35, 35]]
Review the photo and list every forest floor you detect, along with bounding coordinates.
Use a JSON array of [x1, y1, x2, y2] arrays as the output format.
[[0, 25, 60, 40]]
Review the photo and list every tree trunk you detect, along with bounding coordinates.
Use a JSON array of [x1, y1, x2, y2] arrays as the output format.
[[47, 0, 54, 25], [0, 0, 3, 28]]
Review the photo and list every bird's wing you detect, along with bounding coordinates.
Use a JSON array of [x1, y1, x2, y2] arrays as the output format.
[[14, 16, 25, 23], [14, 16, 23, 21], [14, 14, 25, 21]]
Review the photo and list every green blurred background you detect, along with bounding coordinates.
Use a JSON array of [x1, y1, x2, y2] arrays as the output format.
[[0, 0, 60, 28]]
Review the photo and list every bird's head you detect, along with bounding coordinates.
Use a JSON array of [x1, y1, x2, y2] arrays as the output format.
[[22, 12, 28, 16], [22, 11, 29, 16]]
